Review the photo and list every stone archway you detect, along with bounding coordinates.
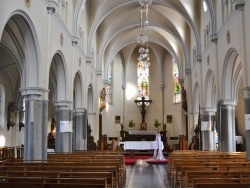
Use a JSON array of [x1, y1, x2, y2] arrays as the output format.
[[49, 52, 72, 153], [72, 72, 87, 150], [0, 12, 47, 160], [220, 48, 243, 152]]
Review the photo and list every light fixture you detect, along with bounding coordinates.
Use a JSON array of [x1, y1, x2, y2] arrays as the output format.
[[137, 34, 148, 44], [137, 1, 152, 69], [137, 9, 148, 44], [139, 0, 153, 7]]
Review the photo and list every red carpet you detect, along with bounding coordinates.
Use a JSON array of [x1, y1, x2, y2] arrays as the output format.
[[125, 155, 168, 165]]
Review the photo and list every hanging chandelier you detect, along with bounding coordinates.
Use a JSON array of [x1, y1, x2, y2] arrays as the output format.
[[137, 0, 152, 68], [137, 9, 148, 44], [139, 0, 153, 7]]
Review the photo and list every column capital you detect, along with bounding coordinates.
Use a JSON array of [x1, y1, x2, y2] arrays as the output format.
[[235, 0, 245, 11], [204, 107, 216, 115], [54, 100, 73, 110], [210, 34, 218, 44], [196, 55, 202, 63], [47, 0, 57, 14], [72, 36, 79, 46], [243, 86, 250, 98], [74, 108, 87, 116], [96, 71, 102, 76], [86, 57, 92, 64], [185, 68, 192, 75], [19, 87, 49, 101], [221, 99, 237, 106], [103, 80, 109, 85]]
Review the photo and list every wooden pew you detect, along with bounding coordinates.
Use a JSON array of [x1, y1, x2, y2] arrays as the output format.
[[4, 170, 114, 188], [0, 150, 126, 188], [172, 161, 250, 187], [0, 176, 108, 188], [193, 177, 250, 187], [167, 150, 249, 188], [194, 182, 250, 188], [183, 170, 250, 188], [1, 161, 122, 188], [0, 165, 119, 188]]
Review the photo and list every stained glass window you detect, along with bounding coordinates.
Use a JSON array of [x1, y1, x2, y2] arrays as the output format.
[[173, 59, 181, 103], [107, 62, 113, 105], [137, 61, 149, 101], [21, 98, 26, 125]]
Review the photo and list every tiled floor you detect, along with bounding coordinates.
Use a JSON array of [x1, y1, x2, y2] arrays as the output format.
[[124, 164, 171, 188]]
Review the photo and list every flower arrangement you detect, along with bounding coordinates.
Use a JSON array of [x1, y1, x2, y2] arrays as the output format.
[[128, 120, 136, 128], [154, 119, 161, 128]]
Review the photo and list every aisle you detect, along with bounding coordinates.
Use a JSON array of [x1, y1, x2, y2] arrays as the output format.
[[124, 164, 171, 188], [125, 155, 168, 165]]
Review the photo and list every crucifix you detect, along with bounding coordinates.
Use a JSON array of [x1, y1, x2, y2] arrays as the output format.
[[134, 96, 152, 130]]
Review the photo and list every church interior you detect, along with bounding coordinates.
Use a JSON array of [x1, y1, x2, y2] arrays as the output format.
[[0, 0, 250, 187]]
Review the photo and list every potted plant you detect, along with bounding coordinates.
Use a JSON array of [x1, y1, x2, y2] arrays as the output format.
[[128, 120, 135, 129], [154, 119, 161, 129]]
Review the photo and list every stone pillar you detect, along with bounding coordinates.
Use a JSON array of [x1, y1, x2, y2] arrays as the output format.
[[20, 87, 49, 160], [54, 101, 73, 153], [72, 108, 87, 151], [220, 100, 236, 152], [244, 87, 250, 160], [203, 108, 216, 150]]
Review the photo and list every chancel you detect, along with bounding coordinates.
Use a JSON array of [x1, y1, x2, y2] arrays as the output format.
[[134, 96, 152, 130]]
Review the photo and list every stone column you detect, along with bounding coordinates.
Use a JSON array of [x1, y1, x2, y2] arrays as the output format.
[[20, 87, 49, 160], [220, 100, 236, 152], [72, 108, 87, 151], [54, 101, 73, 153], [202, 108, 216, 150], [244, 87, 250, 160]]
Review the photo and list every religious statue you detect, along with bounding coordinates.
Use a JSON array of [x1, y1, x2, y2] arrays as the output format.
[[48, 118, 56, 149], [181, 85, 187, 112], [134, 96, 152, 129], [188, 124, 200, 150], [140, 123, 147, 131], [99, 88, 106, 113], [7, 102, 15, 131]]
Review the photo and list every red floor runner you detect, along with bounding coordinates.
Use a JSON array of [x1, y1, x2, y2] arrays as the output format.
[[125, 155, 168, 165]]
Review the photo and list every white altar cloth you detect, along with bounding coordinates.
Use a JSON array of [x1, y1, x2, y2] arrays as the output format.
[[123, 141, 164, 151], [128, 130, 157, 135]]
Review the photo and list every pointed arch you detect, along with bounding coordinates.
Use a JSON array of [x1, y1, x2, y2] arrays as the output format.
[[204, 69, 216, 108], [222, 48, 243, 100], [73, 71, 84, 108], [49, 52, 69, 101], [0, 10, 41, 88]]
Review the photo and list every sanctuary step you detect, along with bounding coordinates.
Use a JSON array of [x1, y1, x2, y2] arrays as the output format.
[[120, 150, 169, 156]]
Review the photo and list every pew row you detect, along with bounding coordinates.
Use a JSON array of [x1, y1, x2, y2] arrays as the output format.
[[0, 176, 107, 188]]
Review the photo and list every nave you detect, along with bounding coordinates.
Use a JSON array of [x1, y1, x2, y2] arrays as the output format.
[[125, 164, 171, 188]]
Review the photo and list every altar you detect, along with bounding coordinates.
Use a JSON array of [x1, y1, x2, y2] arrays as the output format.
[[121, 140, 164, 158], [120, 130, 168, 155], [128, 130, 157, 135], [120, 130, 167, 143], [123, 141, 164, 150]]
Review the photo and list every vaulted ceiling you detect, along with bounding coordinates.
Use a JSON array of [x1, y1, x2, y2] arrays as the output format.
[[85, 0, 208, 80]]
